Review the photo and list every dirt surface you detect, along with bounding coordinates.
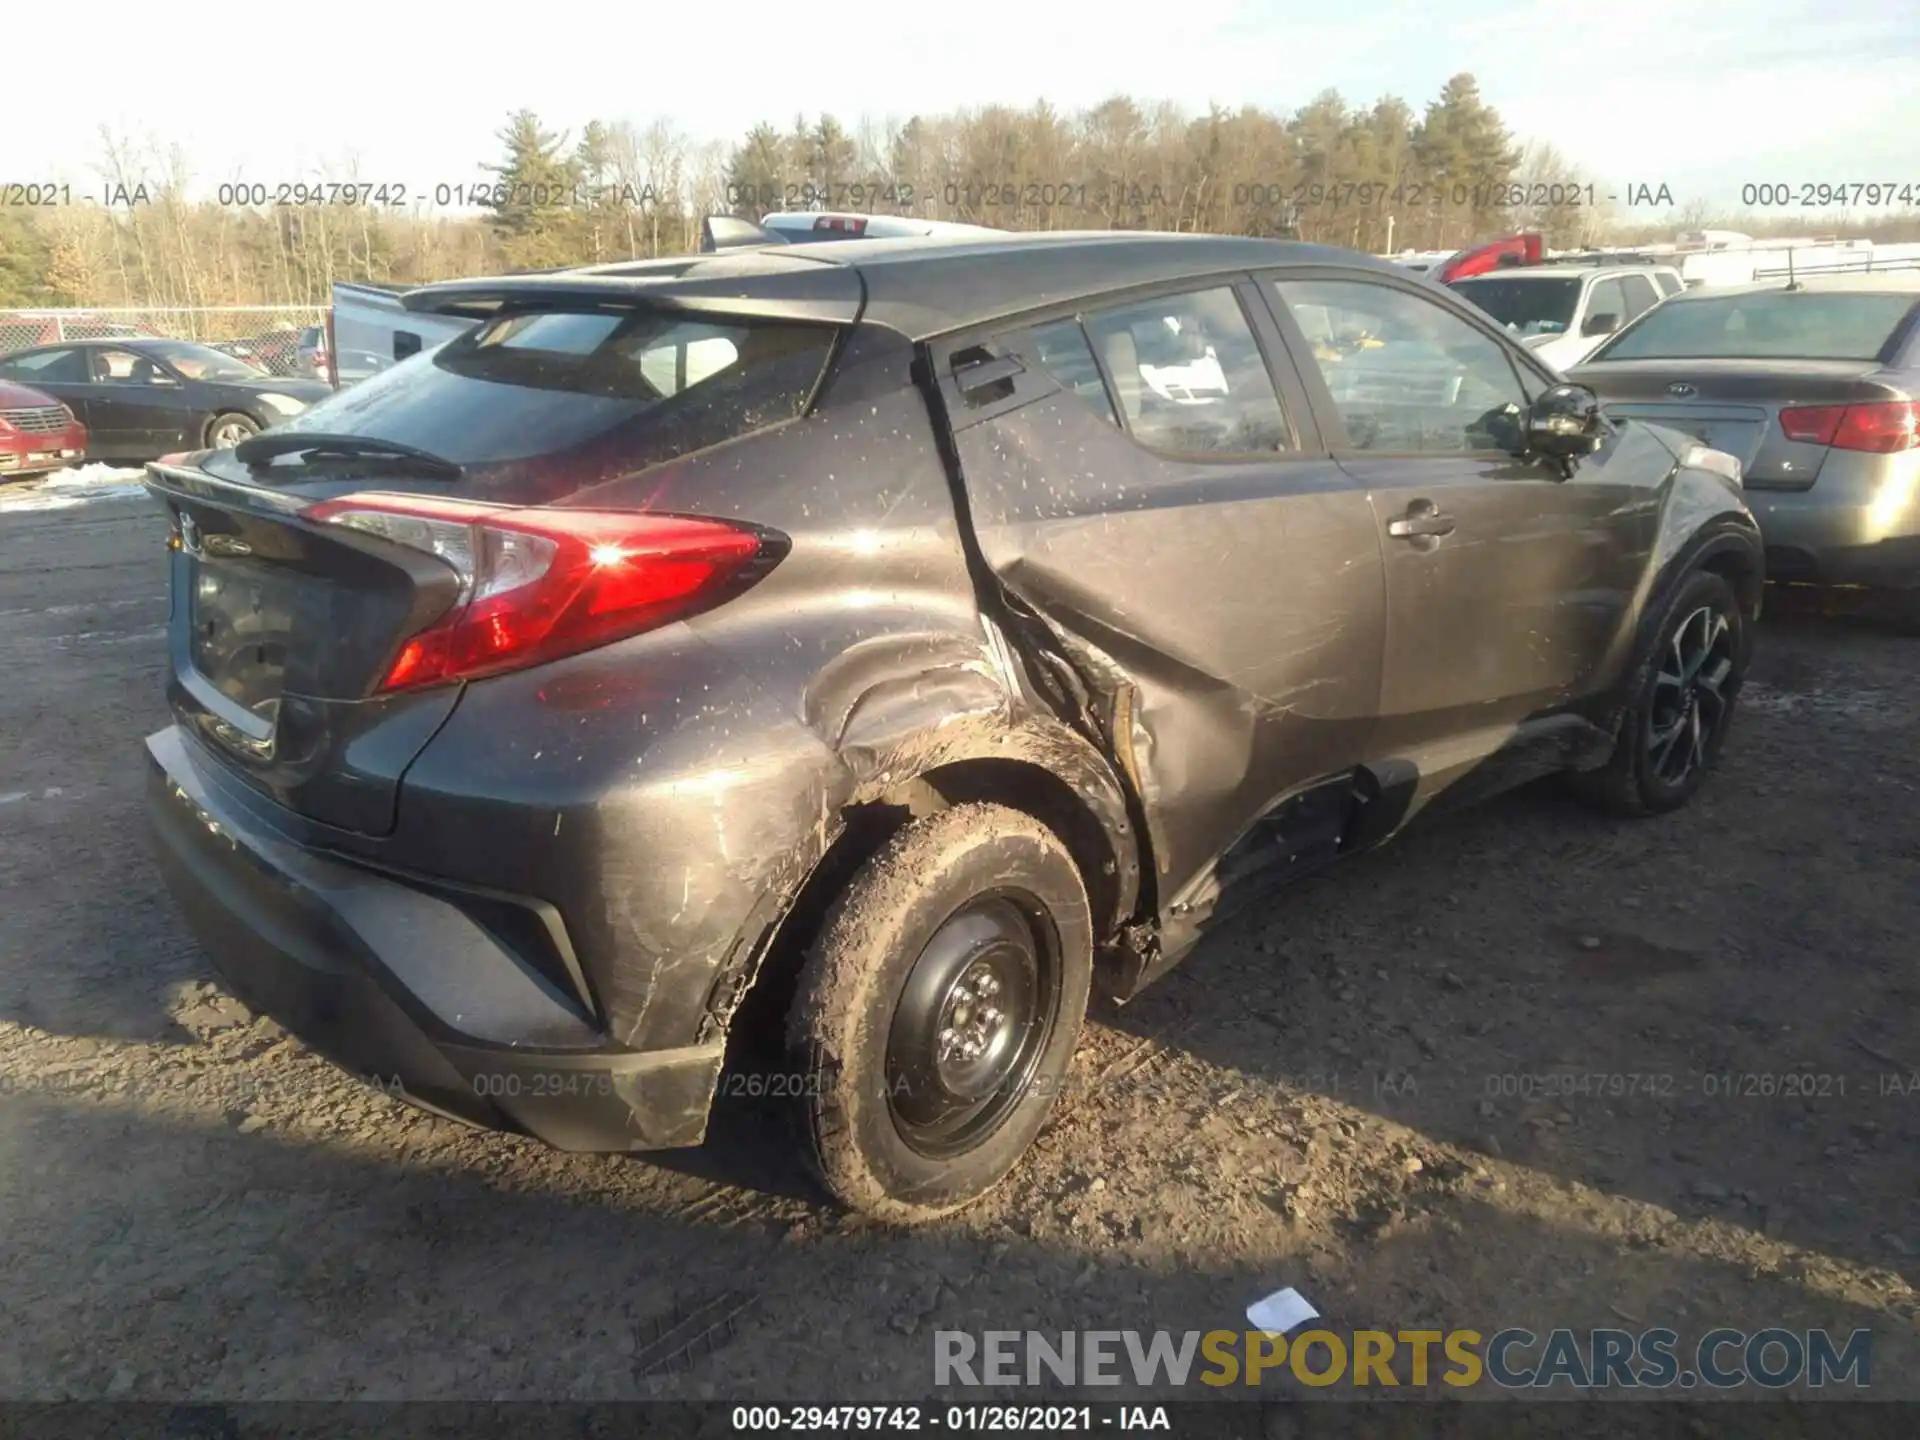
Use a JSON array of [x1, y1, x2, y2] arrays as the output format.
[[2, 491, 1916, 1405]]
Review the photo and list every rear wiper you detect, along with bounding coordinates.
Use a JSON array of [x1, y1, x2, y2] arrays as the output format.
[[232, 431, 464, 480]]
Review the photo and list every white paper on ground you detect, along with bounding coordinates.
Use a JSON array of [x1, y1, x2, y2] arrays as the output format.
[[1246, 1286, 1320, 1334]]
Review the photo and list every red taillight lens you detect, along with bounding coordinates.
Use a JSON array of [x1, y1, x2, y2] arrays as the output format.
[[814, 215, 869, 235], [1779, 405, 1844, 445], [302, 493, 779, 692], [1780, 401, 1920, 453]]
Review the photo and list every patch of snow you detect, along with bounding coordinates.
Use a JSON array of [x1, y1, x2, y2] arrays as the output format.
[[0, 463, 149, 513]]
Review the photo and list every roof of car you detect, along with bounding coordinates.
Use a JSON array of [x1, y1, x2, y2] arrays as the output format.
[[1456, 264, 1678, 281], [1655, 271, 1920, 299], [7, 336, 177, 350], [403, 231, 1411, 342]]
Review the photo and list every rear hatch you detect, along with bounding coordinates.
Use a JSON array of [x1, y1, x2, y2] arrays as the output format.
[[1570, 359, 1903, 490], [149, 279, 850, 835], [148, 460, 477, 835]]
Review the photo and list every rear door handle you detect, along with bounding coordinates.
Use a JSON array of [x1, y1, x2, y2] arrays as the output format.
[[1387, 503, 1456, 539]]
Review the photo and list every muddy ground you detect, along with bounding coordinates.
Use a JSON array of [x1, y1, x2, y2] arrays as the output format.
[[1, 490, 1915, 1407]]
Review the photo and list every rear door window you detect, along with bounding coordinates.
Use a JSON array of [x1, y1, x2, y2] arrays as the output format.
[[264, 306, 839, 483], [1585, 279, 1630, 333], [1081, 286, 1293, 455]]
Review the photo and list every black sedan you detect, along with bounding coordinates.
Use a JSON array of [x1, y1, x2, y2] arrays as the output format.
[[0, 338, 332, 461]]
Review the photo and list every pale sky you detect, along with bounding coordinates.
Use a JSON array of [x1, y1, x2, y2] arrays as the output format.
[[6, 0, 1915, 219]]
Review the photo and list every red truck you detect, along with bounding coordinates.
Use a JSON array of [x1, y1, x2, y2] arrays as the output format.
[[0, 378, 88, 479]]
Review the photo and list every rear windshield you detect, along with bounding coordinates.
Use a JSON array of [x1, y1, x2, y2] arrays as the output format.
[[1448, 277, 1583, 337], [268, 305, 837, 482], [1593, 291, 1917, 362]]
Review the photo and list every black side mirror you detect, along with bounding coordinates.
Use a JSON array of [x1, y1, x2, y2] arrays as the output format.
[[1527, 383, 1605, 458], [1582, 311, 1620, 338]]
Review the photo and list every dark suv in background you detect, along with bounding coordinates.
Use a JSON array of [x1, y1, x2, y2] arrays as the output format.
[[143, 233, 1763, 1220]]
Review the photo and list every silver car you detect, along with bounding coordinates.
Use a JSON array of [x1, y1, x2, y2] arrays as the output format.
[[1569, 271, 1920, 622]]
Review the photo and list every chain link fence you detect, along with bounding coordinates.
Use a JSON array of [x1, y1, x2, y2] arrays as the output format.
[[0, 306, 331, 379]]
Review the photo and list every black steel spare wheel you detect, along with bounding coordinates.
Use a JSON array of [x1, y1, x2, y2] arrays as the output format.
[[886, 893, 1061, 1158], [786, 802, 1094, 1222]]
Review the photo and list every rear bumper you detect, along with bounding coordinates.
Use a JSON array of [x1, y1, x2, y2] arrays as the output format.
[[145, 724, 724, 1152], [1750, 454, 1920, 590]]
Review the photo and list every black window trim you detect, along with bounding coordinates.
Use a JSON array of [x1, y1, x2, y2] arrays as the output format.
[[1253, 264, 1562, 465], [960, 270, 1328, 463], [1015, 316, 1124, 430]]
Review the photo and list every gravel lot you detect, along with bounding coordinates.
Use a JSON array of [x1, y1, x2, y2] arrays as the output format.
[[2, 486, 1916, 1406]]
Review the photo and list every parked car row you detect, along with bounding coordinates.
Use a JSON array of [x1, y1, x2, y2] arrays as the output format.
[[1569, 269, 1920, 607], [1426, 236, 1919, 616], [0, 338, 331, 461]]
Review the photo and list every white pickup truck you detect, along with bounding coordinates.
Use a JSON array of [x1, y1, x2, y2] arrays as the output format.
[[325, 212, 1008, 388], [1447, 262, 1685, 372]]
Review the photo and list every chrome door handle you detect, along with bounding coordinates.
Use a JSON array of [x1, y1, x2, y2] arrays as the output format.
[[1388, 509, 1456, 539]]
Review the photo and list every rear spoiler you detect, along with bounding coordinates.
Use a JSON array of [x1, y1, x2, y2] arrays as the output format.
[[1434, 233, 1545, 284], [700, 215, 791, 253]]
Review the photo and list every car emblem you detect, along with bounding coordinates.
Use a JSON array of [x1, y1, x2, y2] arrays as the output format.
[[1666, 383, 1697, 398]]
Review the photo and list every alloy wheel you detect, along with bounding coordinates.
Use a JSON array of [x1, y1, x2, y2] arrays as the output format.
[[1646, 604, 1735, 786], [210, 417, 258, 449]]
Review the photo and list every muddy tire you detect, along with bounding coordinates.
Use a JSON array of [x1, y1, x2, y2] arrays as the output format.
[[786, 802, 1093, 1223], [1569, 568, 1749, 817]]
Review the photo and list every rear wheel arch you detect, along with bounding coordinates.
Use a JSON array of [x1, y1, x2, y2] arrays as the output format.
[[710, 725, 1142, 1063], [904, 755, 1134, 938], [1695, 540, 1764, 619]]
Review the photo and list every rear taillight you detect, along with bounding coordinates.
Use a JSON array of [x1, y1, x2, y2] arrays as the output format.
[[301, 493, 782, 692], [1780, 401, 1920, 453]]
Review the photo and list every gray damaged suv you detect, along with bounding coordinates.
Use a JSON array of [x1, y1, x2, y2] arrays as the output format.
[[143, 232, 1764, 1220]]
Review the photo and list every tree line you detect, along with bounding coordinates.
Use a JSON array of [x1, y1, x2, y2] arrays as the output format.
[[4, 74, 1917, 312]]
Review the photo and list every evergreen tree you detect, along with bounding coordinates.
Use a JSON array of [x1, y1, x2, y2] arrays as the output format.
[[484, 109, 585, 269], [1411, 74, 1521, 246], [726, 123, 786, 216]]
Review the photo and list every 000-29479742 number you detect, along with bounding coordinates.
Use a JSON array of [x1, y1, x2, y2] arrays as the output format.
[[731, 1406, 1111, 1431], [1740, 181, 1920, 207]]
